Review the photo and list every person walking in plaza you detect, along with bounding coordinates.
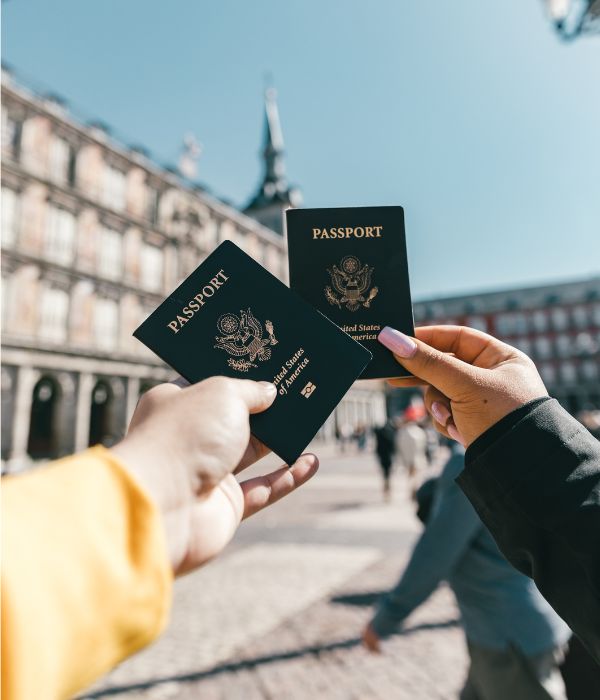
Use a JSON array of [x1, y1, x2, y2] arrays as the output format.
[[373, 418, 397, 500], [362, 442, 571, 699], [397, 406, 428, 498]]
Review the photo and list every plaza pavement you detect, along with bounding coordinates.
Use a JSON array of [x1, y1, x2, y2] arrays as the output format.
[[82, 444, 467, 700]]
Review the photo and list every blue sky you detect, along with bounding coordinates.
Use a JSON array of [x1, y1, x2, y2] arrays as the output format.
[[3, 1, 599, 299]]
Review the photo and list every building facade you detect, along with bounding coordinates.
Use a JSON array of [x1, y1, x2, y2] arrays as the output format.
[[407, 277, 600, 415], [1, 71, 385, 471]]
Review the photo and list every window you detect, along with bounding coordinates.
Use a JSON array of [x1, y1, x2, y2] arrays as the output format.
[[94, 298, 119, 351], [203, 218, 218, 248], [140, 243, 164, 292], [102, 164, 126, 211], [495, 313, 515, 336], [1, 274, 10, 327], [531, 310, 548, 333], [1, 107, 21, 161], [39, 287, 69, 343], [572, 305, 589, 329], [551, 308, 569, 332], [45, 205, 76, 265], [48, 136, 72, 185], [534, 336, 552, 359], [540, 363, 556, 385], [1, 187, 19, 247], [146, 186, 160, 225], [581, 361, 598, 381], [515, 337, 531, 356], [467, 316, 488, 332], [555, 335, 571, 359], [560, 362, 577, 383], [513, 313, 528, 334], [98, 227, 122, 279], [575, 332, 595, 357]]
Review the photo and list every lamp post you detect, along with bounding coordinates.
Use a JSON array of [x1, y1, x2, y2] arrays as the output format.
[[543, 0, 600, 40]]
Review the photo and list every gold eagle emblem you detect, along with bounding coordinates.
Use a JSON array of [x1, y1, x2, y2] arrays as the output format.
[[325, 256, 379, 312], [214, 308, 278, 372]]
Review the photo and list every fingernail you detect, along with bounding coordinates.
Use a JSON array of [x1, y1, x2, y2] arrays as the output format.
[[431, 401, 451, 426], [447, 423, 465, 445], [378, 327, 417, 358], [259, 381, 277, 395]]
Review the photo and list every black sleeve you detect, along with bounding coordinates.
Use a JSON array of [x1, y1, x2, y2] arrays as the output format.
[[456, 398, 600, 664]]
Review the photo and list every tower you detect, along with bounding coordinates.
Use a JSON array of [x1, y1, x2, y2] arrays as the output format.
[[244, 87, 302, 234]]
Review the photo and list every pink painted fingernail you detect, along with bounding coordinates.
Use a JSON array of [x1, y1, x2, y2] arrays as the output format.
[[431, 401, 451, 426], [447, 423, 465, 445], [378, 327, 417, 358]]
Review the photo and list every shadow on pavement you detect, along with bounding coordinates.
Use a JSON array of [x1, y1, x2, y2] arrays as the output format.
[[82, 618, 460, 698], [330, 590, 385, 606]]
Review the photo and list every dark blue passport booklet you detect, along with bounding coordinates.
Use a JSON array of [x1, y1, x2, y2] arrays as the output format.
[[133, 241, 371, 465], [286, 206, 415, 379]]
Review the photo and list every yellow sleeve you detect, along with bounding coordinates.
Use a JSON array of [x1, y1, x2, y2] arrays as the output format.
[[1, 446, 173, 700]]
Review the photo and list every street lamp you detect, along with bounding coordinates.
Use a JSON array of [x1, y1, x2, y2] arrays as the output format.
[[543, 0, 600, 40]]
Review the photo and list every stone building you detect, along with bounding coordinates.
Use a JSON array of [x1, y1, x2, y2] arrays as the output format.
[[1, 69, 385, 471], [400, 277, 600, 416]]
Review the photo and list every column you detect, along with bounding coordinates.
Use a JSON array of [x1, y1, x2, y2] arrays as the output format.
[[125, 376, 140, 426], [10, 365, 39, 468], [74, 372, 94, 452]]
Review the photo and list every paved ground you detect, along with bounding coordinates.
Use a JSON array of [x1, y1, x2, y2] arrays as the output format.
[[82, 446, 468, 700]]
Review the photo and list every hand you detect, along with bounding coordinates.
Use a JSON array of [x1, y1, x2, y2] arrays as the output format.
[[111, 377, 319, 575], [378, 325, 548, 447], [362, 623, 381, 653]]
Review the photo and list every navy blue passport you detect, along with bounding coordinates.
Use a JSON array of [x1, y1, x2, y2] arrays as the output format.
[[133, 241, 371, 465], [286, 206, 415, 379]]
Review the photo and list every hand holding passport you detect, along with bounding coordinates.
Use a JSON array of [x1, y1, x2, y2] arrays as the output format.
[[134, 206, 414, 465]]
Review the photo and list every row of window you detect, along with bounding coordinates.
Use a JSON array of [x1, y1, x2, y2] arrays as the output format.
[[539, 360, 599, 385], [2, 107, 162, 224], [7, 284, 121, 351], [1, 273, 156, 355], [418, 304, 600, 336], [1, 187, 164, 292], [513, 332, 599, 360], [494, 307, 600, 335]]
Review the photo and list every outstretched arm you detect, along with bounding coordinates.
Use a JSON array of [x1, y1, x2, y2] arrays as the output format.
[[2, 378, 319, 698], [377, 324, 600, 662]]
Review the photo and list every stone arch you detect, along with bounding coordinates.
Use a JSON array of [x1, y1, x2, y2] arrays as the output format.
[[27, 374, 62, 459], [88, 379, 117, 447]]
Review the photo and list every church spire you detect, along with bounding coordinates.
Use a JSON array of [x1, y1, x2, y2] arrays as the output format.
[[262, 87, 286, 188], [244, 86, 301, 235]]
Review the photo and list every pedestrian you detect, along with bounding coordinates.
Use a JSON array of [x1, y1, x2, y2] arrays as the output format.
[[363, 443, 571, 699], [377, 324, 600, 664], [354, 423, 367, 451], [374, 419, 397, 500], [397, 407, 428, 498], [2, 377, 319, 700], [337, 421, 354, 453]]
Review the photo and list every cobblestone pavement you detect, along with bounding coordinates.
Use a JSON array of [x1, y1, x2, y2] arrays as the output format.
[[82, 447, 467, 700]]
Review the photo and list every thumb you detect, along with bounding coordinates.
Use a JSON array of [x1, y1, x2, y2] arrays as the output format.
[[378, 326, 477, 399], [230, 379, 278, 414]]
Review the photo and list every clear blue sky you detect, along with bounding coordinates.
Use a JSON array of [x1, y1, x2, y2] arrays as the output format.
[[3, 1, 599, 299]]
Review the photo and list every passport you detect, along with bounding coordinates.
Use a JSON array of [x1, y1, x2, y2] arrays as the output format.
[[133, 241, 372, 465], [286, 206, 415, 379]]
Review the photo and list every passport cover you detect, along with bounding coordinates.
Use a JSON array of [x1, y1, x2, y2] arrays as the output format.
[[286, 206, 414, 379], [133, 240, 372, 465]]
